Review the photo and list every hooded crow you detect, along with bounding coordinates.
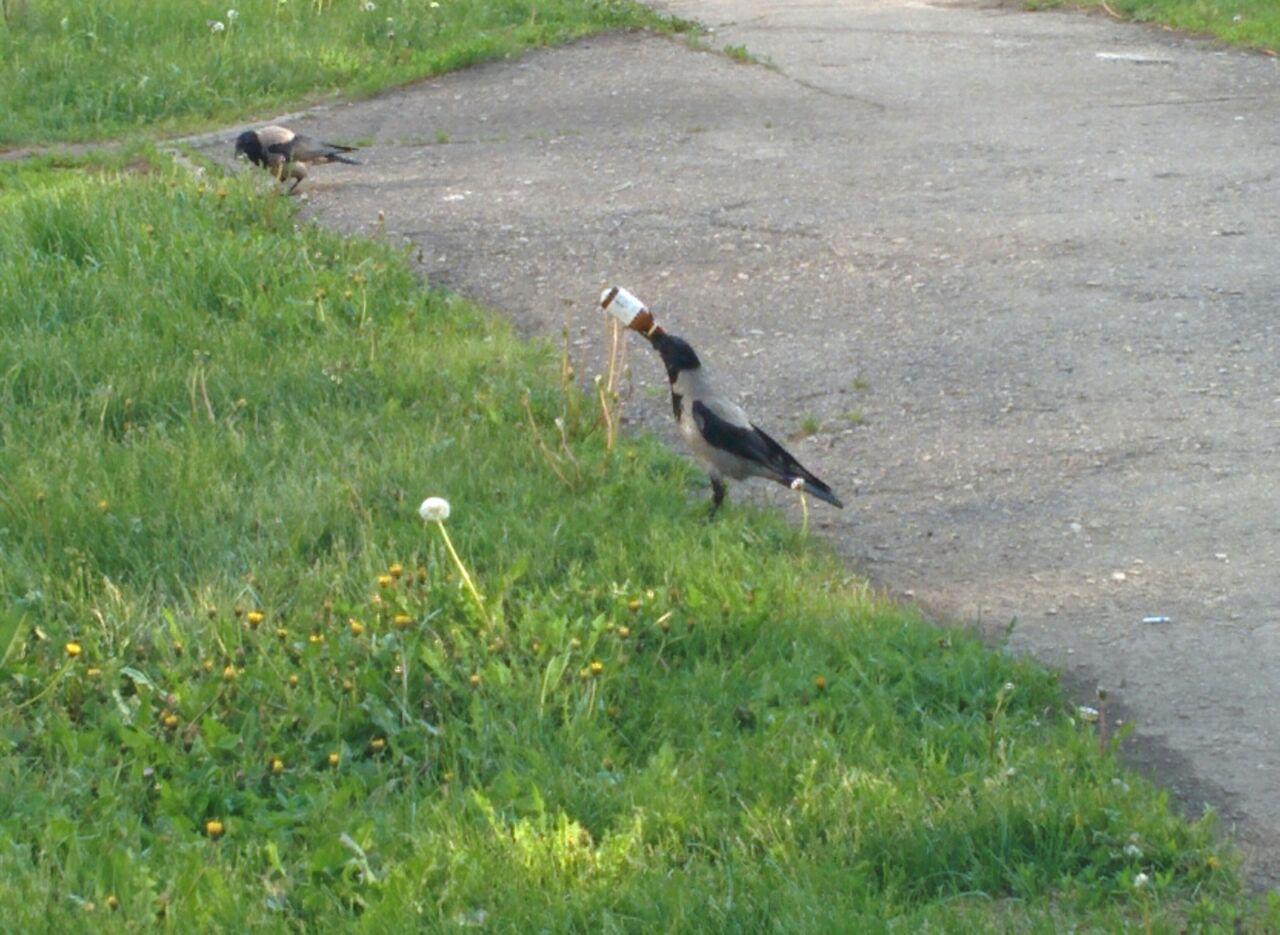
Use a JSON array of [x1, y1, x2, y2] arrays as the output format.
[[601, 288, 844, 515], [234, 125, 360, 193]]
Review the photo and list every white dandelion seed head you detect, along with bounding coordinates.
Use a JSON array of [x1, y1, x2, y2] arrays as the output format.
[[1002, 681, 1015, 693], [362, 0, 376, 10], [210, 20, 226, 32], [60, 16, 70, 28], [419, 497, 451, 523], [790, 477, 806, 491], [1133, 872, 1149, 889], [430, 1, 440, 7], [1124, 843, 1142, 858], [227, 9, 239, 20]]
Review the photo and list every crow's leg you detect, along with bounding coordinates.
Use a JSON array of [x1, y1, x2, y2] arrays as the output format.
[[286, 163, 307, 194], [708, 474, 727, 518]]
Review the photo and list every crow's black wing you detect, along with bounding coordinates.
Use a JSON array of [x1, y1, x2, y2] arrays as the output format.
[[692, 401, 843, 507], [273, 134, 359, 164], [691, 400, 777, 468]]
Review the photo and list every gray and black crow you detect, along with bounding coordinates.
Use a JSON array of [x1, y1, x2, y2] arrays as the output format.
[[602, 287, 843, 514], [234, 125, 359, 193], [646, 329, 844, 514]]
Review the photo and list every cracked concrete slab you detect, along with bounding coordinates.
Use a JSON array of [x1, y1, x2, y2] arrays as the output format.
[[198, 0, 1280, 887]]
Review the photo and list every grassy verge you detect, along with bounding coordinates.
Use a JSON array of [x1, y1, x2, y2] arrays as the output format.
[[1, 152, 1273, 929], [0, 0, 690, 147], [1028, 0, 1280, 52]]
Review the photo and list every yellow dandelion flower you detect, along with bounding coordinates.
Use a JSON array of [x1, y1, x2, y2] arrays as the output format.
[[65, 642, 83, 658], [97, 499, 109, 513], [616, 626, 631, 639], [328, 752, 340, 767], [349, 619, 365, 637], [814, 675, 827, 691], [288, 674, 299, 687], [205, 819, 224, 839], [589, 660, 604, 677], [377, 574, 393, 589], [246, 611, 264, 628], [163, 714, 180, 729], [569, 638, 581, 650], [388, 563, 404, 579], [370, 737, 386, 752], [276, 627, 289, 641], [308, 632, 324, 645], [393, 614, 411, 629], [270, 758, 284, 775], [86, 667, 102, 678], [627, 598, 641, 613], [106, 895, 120, 912], [469, 673, 481, 687], [222, 665, 237, 681], [202, 659, 214, 672]]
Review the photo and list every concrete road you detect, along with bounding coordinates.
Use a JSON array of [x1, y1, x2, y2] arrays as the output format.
[[201, 0, 1280, 885]]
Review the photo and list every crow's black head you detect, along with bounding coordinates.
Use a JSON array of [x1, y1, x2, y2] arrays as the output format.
[[648, 332, 701, 384], [234, 130, 266, 166]]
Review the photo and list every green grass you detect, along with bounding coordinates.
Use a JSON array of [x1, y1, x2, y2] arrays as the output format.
[[1029, 0, 1280, 51], [795, 414, 822, 439], [1, 153, 1274, 930], [0, 0, 689, 146]]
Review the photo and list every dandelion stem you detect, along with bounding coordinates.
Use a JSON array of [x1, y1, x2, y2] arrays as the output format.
[[798, 489, 809, 537], [13, 659, 75, 712], [521, 392, 573, 486], [605, 318, 621, 396], [596, 376, 615, 454], [435, 521, 490, 627]]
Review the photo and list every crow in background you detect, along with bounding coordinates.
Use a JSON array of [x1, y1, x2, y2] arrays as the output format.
[[234, 125, 359, 193]]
